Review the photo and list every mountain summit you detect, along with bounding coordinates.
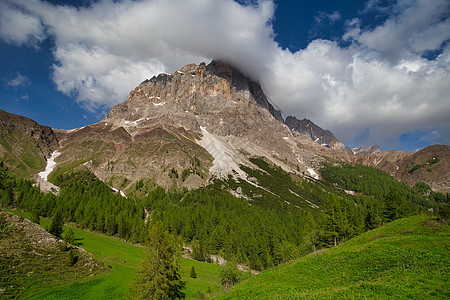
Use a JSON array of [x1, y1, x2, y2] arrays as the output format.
[[5, 59, 442, 193], [53, 60, 335, 189]]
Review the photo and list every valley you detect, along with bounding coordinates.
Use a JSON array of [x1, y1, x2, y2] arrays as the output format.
[[0, 60, 448, 299]]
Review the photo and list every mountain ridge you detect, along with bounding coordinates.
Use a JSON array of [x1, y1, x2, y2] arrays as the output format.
[[0, 60, 448, 193]]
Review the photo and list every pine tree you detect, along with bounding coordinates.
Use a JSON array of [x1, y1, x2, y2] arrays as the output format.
[[190, 266, 197, 278], [49, 210, 63, 238], [129, 222, 185, 299], [63, 227, 75, 245]]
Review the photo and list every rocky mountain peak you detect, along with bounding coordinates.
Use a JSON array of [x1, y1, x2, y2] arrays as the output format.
[[285, 116, 351, 152]]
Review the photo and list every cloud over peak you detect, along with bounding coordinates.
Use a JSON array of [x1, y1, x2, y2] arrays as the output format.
[[1, 0, 449, 150]]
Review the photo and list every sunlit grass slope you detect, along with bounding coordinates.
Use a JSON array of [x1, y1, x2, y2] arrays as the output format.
[[8, 210, 222, 299], [215, 215, 449, 299], [32, 226, 222, 299]]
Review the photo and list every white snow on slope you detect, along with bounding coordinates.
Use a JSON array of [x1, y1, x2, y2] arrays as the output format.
[[38, 151, 61, 181], [307, 168, 319, 180], [111, 187, 127, 198]]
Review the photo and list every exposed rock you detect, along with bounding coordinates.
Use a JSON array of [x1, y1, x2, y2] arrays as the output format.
[[285, 116, 351, 152], [352, 145, 382, 155]]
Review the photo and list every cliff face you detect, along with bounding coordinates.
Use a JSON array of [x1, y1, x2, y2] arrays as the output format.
[[53, 60, 332, 189], [285, 116, 351, 152]]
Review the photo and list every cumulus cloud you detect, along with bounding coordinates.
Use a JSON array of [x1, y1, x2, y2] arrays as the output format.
[[0, 1, 46, 47], [0, 0, 449, 149]]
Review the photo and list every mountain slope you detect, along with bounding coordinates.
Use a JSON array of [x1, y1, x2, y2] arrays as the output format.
[[53, 60, 334, 190], [0, 110, 59, 178], [0, 209, 105, 299], [215, 215, 449, 299]]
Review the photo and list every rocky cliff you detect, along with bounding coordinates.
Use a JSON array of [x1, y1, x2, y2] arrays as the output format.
[[53, 60, 335, 190], [285, 116, 351, 152]]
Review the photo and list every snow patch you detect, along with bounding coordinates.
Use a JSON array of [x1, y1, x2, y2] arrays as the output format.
[[307, 168, 319, 180], [111, 187, 127, 198], [283, 137, 289, 140], [153, 102, 166, 106], [38, 151, 61, 181]]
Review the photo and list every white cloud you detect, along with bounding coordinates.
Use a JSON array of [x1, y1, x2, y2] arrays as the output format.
[[0, 0, 449, 148], [7, 72, 31, 87], [0, 1, 46, 48]]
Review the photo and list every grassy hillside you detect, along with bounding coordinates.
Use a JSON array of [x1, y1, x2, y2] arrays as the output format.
[[6, 210, 223, 299], [215, 215, 449, 299], [35, 226, 223, 299]]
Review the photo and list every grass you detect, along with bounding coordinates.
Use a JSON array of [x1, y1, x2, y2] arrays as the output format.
[[8, 210, 223, 299], [214, 215, 449, 299]]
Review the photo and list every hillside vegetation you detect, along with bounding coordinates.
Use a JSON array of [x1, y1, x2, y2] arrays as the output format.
[[215, 215, 449, 299]]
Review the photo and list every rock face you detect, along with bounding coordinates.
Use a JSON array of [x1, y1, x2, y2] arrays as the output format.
[[0, 110, 59, 178], [3, 60, 447, 194], [352, 145, 382, 155], [55, 60, 331, 189], [285, 116, 351, 152]]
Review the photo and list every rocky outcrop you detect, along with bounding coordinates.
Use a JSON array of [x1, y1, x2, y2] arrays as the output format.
[[285, 116, 351, 152], [352, 145, 382, 155], [55, 60, 332, 188]]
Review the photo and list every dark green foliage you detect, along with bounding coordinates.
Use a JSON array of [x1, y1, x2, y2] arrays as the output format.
[[129, 222, 185, 299], [169, 167, 179, 179], [321, 163, 433, 210], [63, 227, 75, 245], [30, 210, 41, 224], [215, 215, 450, 299], [383, 190, 407, 222], [190, 266, 197, 279], [145, 185, 320, 270], [0, 213, 10, 239], [49, 210, 64, 238], [0, 159, 442, 277], [66, 249, 78, 266]]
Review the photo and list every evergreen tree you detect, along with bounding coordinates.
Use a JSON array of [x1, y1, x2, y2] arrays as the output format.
[[63, 228, 75, 245], [129, 222, 185, 299], [190, 266, 197, 278], [66, 248, 78, 266], [383, 190, 405, 222], [49, 210, 63, 238]]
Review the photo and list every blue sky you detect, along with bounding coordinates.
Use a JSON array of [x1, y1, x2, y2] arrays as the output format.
[[0, 0, 449, 152]]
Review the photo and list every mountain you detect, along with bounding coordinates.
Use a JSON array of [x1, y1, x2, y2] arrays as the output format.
[[285, 116, 351, 152], [54, 60, 339, 190], [1, 60, 448, 194], [0, 110, 59, 178], [0, 61, 447, 297]]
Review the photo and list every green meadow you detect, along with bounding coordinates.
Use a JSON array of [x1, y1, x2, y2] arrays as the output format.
[[8, 210, 222, 299], [214, 215, 449, 299]]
